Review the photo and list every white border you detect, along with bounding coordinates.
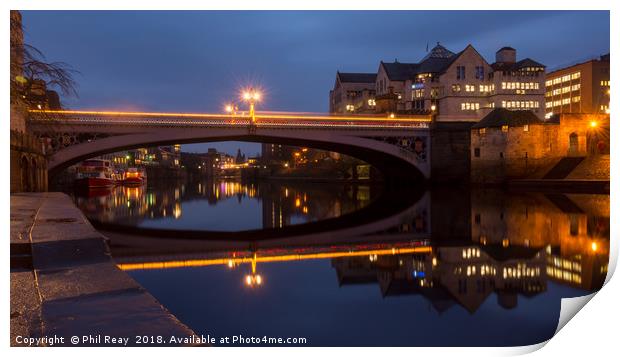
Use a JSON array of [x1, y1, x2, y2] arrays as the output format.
[[2, 1, 616, 356]]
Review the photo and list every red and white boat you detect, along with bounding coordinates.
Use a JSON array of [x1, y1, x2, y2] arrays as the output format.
[[123, 167, 147, 186], [75, 159, 115, 188]]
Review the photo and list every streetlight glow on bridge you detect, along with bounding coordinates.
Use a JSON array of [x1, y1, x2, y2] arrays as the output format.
[[29, 109, 432, 125], [116, 245, 433, 271]]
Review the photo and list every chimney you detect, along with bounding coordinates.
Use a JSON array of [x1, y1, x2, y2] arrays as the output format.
[[496, 47, 516, 63]]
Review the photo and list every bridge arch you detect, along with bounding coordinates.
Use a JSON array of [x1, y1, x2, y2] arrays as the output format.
[[46, 128, 430, 183]]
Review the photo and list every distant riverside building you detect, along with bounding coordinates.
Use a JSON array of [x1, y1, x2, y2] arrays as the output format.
[[331, 43, 546, 121], [544, 53, 610, 117], [261, 143, 295, 164], [329, 72, 377, 114]]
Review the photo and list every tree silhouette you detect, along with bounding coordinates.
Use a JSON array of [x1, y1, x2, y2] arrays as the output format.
[[10, 10, 79, 110]]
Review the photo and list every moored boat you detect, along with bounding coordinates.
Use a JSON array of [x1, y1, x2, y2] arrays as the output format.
[[75, 159, 115, 188], [123, 167, 147, 186]]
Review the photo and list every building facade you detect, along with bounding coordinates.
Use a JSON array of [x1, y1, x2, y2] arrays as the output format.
[[470, 109, 609, 183], [545, 53, 610, 117], [329, 72, 377, 114], [332, 43, 546, 122]]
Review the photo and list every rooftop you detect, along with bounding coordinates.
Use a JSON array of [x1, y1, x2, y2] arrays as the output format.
[[491, 58, 546, 71], [337, 72, 377, 83], [421, 43, 456, 61], [380, 61, 419, 81], [546, 53, 610, 75], [472, 108, 543, 129], [379, 44, 544, 81]]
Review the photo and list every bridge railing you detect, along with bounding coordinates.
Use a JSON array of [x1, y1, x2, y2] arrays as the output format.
[[28, 110, 431, 129]]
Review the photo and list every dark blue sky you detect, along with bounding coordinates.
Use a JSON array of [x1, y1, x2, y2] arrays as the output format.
[[22, 11, 609, 155]]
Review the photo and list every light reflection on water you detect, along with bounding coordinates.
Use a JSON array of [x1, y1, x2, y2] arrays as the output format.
[[72, 181, 610, 346], [72, 179, 376, 231]]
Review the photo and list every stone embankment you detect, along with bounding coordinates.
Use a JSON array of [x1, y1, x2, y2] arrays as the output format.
[[10, 192, 198, 347]]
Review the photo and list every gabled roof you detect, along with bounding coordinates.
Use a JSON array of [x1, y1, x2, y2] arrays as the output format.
[[380, 43, 459, 81], [423, 44, 490, 76], [421, 43, 456, 61], [380, 44, 486, 81], [472, 108, 543, 129], [337, 71, 377, 84], [380, 61, 419, 81], [492, 58, 546, 71], [417, 43, 462, 74], [418, 56, 458, 74]]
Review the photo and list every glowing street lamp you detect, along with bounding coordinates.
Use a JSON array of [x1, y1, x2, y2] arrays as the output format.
[[242, 88, 261, 124]]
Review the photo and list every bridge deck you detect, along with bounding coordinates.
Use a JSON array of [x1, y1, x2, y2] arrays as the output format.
[[29, 109, 431, 129]]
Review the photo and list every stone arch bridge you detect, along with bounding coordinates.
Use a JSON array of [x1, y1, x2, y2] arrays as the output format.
[[28, 110, 433, 182]]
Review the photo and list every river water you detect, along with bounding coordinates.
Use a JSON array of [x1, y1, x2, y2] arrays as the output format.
[[71, 178, 610, 346]]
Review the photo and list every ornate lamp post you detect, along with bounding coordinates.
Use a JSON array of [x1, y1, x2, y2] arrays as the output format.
[[225, 103, 238, 116], [242, 89, 261, 125]]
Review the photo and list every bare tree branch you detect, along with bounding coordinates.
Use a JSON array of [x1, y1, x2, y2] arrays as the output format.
[[10, 12, 80, 109]]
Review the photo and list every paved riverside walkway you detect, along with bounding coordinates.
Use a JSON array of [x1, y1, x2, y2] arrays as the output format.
[[10, 192, 197, 347]]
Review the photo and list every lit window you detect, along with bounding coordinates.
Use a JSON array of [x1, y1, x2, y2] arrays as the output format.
[[478, 128, 486, 135], [501, 125, 509, 132], [413, 89, 424, 99], [452, 84, 461, 92], [523, 125, 529, 132], [479, 84, 493, 93], [461, 102, 480, 111]]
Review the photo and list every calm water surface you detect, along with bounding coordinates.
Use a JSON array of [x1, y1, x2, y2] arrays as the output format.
[[72, 179, 610, 346], [74, 179, 376, 231]]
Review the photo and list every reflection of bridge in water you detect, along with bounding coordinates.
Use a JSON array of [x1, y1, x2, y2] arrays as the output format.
[[105, 188, 609, 313], [76, 180, 379, 231]]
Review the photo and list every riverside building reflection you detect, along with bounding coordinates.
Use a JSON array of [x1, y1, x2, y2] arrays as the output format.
[[110, 188, 608, 314], [71, 178, 609, 346], [72, 178, 377, 231]]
